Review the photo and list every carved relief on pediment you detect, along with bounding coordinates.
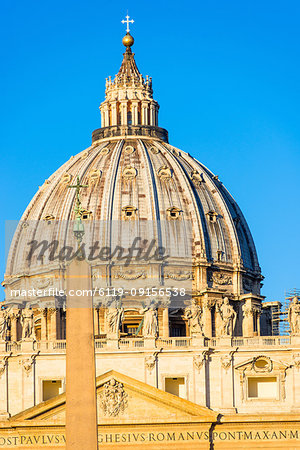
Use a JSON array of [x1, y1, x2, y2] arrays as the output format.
[[100, 378, 128, 417]]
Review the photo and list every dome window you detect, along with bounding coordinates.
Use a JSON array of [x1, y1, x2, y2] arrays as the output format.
[[122, 205, 137, 219], [157, 166, 173, 181], [80, 210, 92, 220], [88, 169, 102, 185], [61, 173, 72, 184], [43, 214, 55, 223], [100, 147, 110, 156], [191, 170, 204, 186], [149, 146, 159, 154], [206, 210, 218, 223], [124, 145, 135, 155], [122, 166, 137, 180], [80, 151, 89, 160], [167, 207, 182, 220]]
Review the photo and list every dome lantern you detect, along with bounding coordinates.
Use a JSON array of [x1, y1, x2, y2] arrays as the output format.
[[93, 16, 168, 143]]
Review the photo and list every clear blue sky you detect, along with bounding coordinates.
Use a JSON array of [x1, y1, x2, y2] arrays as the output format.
[[1, 0, 299, 302]]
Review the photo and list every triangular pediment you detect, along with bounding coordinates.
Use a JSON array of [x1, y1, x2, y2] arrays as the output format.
[[235, 355, 289, 373], [10, 370, 217, 423]]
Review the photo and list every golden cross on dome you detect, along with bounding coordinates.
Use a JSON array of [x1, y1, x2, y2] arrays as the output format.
[[121, 14, 134, 33]]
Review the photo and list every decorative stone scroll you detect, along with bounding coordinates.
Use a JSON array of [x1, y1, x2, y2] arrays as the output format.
[[221, 353, 234, 371], [293, 353, 300, 370], [0, 360, 6, 377], [193, 351, 209, 372], [115, 269, 146, 280], [211, 272, 232, 286], [21, 358, 34, 376], [100, 379, 128, 417], [35, 277, 53, 290], [145, 352, 159, 373], [165, 270, 192, 281]]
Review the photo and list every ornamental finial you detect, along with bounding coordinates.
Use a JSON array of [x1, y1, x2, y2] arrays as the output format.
[[121, 14, 134, 33], [121, 14, 135, 47]]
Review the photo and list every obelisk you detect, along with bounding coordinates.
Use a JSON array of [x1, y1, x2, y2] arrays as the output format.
[[66, 177, 98, 449]]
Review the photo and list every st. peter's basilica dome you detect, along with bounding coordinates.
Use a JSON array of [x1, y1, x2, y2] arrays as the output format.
[[4, 32, 262, 311]]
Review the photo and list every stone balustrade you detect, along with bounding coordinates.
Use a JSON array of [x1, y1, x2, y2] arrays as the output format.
[[0, 335, 295, 354]]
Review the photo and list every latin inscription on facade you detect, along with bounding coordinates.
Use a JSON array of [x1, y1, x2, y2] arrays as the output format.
[[0, 429, 299, 446]]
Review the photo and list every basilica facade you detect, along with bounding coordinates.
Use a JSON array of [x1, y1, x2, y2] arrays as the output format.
[[0, 29, 300, 448]]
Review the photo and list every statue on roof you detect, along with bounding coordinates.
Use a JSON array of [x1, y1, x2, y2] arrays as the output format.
[[288, 296, 300, 335], [217, 297, 237, 337]]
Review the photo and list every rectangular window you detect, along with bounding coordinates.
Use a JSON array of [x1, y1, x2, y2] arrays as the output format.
[[42, 380, 63, 401], [165, 377, 186, 399], [247, 377, 277, 399]]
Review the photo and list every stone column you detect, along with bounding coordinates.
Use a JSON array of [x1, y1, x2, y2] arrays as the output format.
[[220, 352, 236, 413], [66, 258, 98, 450], [120, 102, 127, 125], [98, 308, 105, 335], [94, 308, 99, 337], [155, 105, 159, 126], [40, 309, 48, 341], [48, 308, 57, 341], [100, 107, 105, 127], [162, 308, 169, 338], [242, 297, 262, 337], [193, 353, 207, 405], [232, 256, 244, 296], [110, 102, 117, 126], [149, 103, 156, 126], [103, 105, 110, 127], [141, 102, 149, 125], [132, 101, 139, 125]]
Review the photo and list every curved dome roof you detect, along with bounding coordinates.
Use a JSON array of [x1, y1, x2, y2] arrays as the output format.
[[4, 35, 262, 302]]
